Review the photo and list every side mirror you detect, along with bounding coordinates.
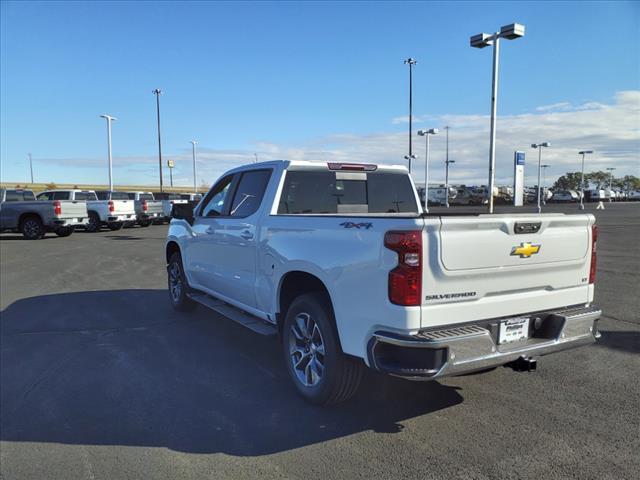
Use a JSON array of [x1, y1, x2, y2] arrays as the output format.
[[171, 201, 198, 225]]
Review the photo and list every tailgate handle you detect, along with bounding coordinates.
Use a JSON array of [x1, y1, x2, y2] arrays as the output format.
[[514, 222, 541, 234]]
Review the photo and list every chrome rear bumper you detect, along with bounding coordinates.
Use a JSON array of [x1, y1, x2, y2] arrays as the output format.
[[367, 306, 600, 380]]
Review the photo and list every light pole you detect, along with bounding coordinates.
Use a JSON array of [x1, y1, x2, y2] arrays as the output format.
[[541, 164, 550, 205], [531, 142, 550, 213], [445, 159, 455, 208], [152, 88, 164, 192], [404, 57, 417, 172], [606, 167, 616, 202], [578, 150, 593, 210], [254, 153, 258, 164], [28, 153, 34, 184], [418, 129, 438, 212], [99, 114, 117, 191], [191, 140, 198, 193], [470, 23, 525, 214]]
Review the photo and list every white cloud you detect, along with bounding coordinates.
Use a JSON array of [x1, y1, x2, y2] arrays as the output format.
[[25, 91, 640, 188]]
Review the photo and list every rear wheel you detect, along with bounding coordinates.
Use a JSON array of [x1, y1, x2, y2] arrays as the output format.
[[167, 252, 196, 312], [107, 222, 123, 231], [20, 216, 45, 240], [55, 226, 74, 237], [138, 219, 152, 228], [86, 212, 100, 232], [282, 293, 363, 405]]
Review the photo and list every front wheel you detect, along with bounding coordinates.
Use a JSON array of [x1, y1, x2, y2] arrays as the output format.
[[282, 293, 363, 405], [107, 222, 123, 231], [55, 226, 74, 237], [167, 252, 197, 312]]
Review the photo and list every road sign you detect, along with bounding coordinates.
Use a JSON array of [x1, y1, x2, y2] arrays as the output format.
[[167, 160, 174, 168]]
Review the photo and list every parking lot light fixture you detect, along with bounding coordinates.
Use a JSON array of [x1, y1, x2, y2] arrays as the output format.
[[418, 129, 438, 213], [99, 114, 117, 191], [606, 167, 616, 202], [578, 150, 594, 210], [153, 88, 164, 192], [28, 153, 34, 184], [531, 142, 550, 213], [470, 23, 525, 214], [191, 140, 198, 194], [404, 57, 417, 172], [445, 159, 455, 208]]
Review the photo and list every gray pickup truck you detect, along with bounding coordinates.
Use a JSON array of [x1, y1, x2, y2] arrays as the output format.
[[125, 192, 164, 227], [0, 188, 89, 239]]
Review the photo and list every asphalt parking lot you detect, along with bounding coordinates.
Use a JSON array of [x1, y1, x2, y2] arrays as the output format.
[[1, 203, 639, 480]]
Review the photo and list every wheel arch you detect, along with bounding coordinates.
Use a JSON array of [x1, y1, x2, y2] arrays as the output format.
[[277, 270, 341, 350], [166, 240, 181, 264], [18, 212, 43, 227]]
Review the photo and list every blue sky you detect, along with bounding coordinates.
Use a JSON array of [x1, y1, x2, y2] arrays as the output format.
[[1, 0, 639, 188]]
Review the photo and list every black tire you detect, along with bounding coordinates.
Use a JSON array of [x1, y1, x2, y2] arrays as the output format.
[[138, 219, 152, 228], [86, 212, 101, 232], [282, 293, 363, 405], [167, 252, 197, 312], [107, 222, 124, 231], [55, 226, 74, 237], [20, 216, 45, 240], [123, 221, 135, 229]]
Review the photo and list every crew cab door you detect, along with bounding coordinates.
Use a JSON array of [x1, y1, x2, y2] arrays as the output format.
[[186, 169, 272, 308]]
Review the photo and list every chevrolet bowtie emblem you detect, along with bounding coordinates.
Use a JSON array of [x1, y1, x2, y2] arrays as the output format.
[[511, 242, 541, 258]]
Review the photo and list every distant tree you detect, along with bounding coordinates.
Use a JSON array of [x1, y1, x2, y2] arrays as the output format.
[[552, 172, 583, 191], [585, 171, 611, 190], [618, 175, 640, 191], [15, 184, 21, 188], [45, 182, 57, 190]]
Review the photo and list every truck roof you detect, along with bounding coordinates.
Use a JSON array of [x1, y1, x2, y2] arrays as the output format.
[[224, 160, 410, 175]]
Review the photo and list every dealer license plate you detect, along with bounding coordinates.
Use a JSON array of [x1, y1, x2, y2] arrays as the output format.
[[499, 317, 530, 344]]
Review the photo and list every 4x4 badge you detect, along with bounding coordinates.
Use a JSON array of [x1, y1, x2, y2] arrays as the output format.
[[511, 242, 541, 258]]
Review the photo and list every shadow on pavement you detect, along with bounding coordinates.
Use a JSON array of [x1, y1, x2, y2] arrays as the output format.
[[594, 329, 640, 355], [0, 289, 462, 455]]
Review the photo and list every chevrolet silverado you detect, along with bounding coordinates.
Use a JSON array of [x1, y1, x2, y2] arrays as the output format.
[[165, 161, 601, 405]]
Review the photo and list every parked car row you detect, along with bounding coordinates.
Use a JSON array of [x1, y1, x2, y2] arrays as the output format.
[[0, 188, 202, 239]]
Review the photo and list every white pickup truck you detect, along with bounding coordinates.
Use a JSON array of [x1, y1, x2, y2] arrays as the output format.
[[166, 161, 601, 405], [37, 190, 136, 232]]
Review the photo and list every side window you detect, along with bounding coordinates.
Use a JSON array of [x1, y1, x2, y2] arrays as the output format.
[[38, 192, 53, 201], [229, 170, 272, 217], [200, 175, 234, 217], [126, 193, 136, 200], [23, 191, 36, 201], [95, 192, 108, 200], [52, 192, 70, 200], [5, 190, 20, 201]]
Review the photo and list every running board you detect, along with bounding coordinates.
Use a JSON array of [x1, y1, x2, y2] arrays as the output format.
[[187, 292, 277, 337]]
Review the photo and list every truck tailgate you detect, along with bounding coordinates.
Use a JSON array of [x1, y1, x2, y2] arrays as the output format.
[[111, 200, 135, 215], [421, 214, 595, 328], [59, 200, 88, 219]]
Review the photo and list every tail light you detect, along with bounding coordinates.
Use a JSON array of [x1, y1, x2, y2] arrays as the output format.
[[108, 201, 114, 213], [589, 225, 598, 284], [53, 200, 62, 216], [384, 231, 422, 306], [142, 200, 148, 212]]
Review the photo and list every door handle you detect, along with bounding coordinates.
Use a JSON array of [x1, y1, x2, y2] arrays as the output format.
[[240, 230, 254, 240]]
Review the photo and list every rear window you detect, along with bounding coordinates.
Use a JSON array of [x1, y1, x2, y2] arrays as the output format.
[[95, 191, 109, 200], [139, 193, 155, 201], [74, 191, 97, 201], [277, 170, 419, 215], [110, 192, 129, 200]]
